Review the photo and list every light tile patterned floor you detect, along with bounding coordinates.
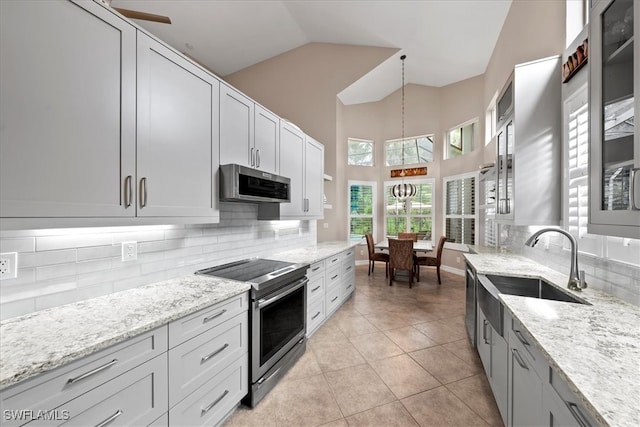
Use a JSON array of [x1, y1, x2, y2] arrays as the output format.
[[225, 265, 504, 427]]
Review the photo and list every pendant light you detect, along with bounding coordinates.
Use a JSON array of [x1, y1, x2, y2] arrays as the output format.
[[391, 54, 417, 201]]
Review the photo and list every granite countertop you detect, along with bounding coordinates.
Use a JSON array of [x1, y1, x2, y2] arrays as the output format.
[[271, 241, 358, 265], [464, 251, 640, 427], [0, 275, 250, 389]]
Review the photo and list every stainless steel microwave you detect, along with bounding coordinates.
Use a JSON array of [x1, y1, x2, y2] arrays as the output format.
[[219, 164, 290, 203]]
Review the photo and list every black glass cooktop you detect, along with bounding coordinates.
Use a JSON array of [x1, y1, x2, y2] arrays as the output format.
[[195, 258, 295, 282]]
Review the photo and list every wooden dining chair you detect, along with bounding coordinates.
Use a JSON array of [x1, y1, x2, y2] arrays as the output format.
[[365, 233, 389, 277], [397, 232, 418, 241], [415, 236, 448, 284], [388, 238, 415, 288]]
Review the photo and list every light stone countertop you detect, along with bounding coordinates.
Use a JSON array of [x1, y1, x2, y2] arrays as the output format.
[[464, 252, 640, 427], [270, 241, 358, 265], [0, 275, 250, 389]]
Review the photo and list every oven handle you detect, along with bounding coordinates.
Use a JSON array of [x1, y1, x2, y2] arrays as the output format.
[[257, 277, 308, 310]]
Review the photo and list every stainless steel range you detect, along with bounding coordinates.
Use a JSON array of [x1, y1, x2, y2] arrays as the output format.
[[196, 258, 309, 407]]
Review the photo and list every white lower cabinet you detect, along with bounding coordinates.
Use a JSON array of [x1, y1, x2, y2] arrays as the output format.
[[543, 369, 598, 427], [508, 327, 543, 427], [305, 248, 356, 338], [476, 308, 508, 424], [0, 293, 250, 427]]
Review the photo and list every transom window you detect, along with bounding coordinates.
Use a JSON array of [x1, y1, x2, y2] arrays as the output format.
[[385, 135, 433, 166], [347, 138, 374, 166], [384, 179, 434, 242], [446, 121, 475, 159]]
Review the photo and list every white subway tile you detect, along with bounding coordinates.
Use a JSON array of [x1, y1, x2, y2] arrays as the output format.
[[111, 230, 166, 244], [19, 249, 77, 268], [76, 259, 113, 275], [37, 234, 113, 251], [77, 245, 121, 261], [35, 289, 83, 312], [0, 267, 36, 287], [36, 263, 78, 282], [0, 237, 36, 253], [0, 298, 35, 321], [139, 239, 183, 253]]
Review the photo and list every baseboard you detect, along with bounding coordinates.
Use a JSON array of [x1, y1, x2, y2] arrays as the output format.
[[441, 265, 465, 276]]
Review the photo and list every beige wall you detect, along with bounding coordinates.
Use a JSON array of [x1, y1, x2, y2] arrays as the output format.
[[223, 1, 566, 271]]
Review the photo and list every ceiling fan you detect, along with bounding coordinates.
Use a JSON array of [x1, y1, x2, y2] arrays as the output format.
[[100, 0, 172, 24]]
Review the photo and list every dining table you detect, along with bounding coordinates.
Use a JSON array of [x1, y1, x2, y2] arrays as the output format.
[[375, 238, 433, 253]]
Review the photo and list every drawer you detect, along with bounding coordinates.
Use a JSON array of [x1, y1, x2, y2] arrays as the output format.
[[325, 265, 342, 291], [342, 278, 355, 300], [325, 285, 341, 315], [508, 323, 548, 380], [325, 254, 341, 269], [341, 260, 355, 278], [148, 412, 168, 427], [169, 356, 248, 427], [28, 354, 168, 427], [169, 292, 248, 348], [307, 274, 325, 304], [549, 369, 598, 427], [168, 312, 248, 408], [306, 297, 325, 337], [340, 248, 356, 263], [0, 327, 168, 427], [307, 261, 324, 279]]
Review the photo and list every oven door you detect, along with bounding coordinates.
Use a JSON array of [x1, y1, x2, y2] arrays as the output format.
[[252, 276, 307, 382]]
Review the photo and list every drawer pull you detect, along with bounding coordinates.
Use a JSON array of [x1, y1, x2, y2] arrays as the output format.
[[346, 284, 353, 289], [201, 390, 229, 416], [312, 311, 321, 320], [201, 343, 229, 364], [345, 266, 352, 271], [203, 309, 227, 324], [514, 329, 530, 346], [567, 402, 589, 427], [95, 409, 122, 427], [511, 348, 529, 370], [67, 359, 118, 384], [331, 258, 339, 263], [311, 285, 321, 292], [331, 296, 338, 303], [311, 266, 321, 272], [330, 274, 338, 280]]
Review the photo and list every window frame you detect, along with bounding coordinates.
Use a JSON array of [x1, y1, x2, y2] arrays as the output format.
[[347, 137, 375, 167], [383, 178, 435, 244], [347, 180, 377, 242], [384, 134, 434, 167], [445, 119, 477, 159], [443, 171, 478, 250]]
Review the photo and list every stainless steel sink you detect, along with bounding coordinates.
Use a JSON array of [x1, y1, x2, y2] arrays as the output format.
[[485, 275, 590, 305]]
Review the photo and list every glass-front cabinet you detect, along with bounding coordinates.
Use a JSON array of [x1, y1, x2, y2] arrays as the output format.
[[590, 0, 640, 238]]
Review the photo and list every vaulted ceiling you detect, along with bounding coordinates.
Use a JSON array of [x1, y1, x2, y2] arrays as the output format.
[[110, 0, 512, 105]]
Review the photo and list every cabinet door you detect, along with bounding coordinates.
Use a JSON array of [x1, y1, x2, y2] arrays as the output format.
[[508, 342, 543, 427], [589, 0, 640, 237], [0, 0, 136, 218], [305, 136, 324, 217], [220, 84, 254, 167], [477, 310, 492, 374], [254, 105, 280, 174], [279, 122, 305, 217], [137, 33, 219, 218], [543, 385, 585, 427]]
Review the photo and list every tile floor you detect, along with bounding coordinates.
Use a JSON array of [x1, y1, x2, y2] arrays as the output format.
[[224, 265, 504, 427]]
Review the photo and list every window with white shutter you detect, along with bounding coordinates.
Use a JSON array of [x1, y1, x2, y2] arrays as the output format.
[[348, 181, 376, 241], [384, 179, 434, 242], [443, 173, 477, 246]]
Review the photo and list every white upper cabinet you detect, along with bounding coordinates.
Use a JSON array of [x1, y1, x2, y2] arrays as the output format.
[[494, 56, 562, 226], [254, 105, 280, 175], [220, 83, 280, 175], [137, 33, 220, 219], [0, 0, 136, 219], [276, 122, 324, 219], [589, 0, 640, 238], [220, 84, 254, 168]]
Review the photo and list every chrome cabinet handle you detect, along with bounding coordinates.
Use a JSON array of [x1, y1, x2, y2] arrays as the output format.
[[311, 311, 321, 320], [514, 329, 530, 346], [201, 343, 229, 364], [345, 266, 352, 271], [256, 149, 260, 168], [95, 409, 122, 427], [140, 177, 147, 208], [512, 348, 529, 370], [330, 274, 338, 280], [201, 390, 229, 416], [67, 359, 118, 384], [331, 296, 338, 302], [482, 319, 489, 344], [311, 266, 321, 272], [311, 285, 321, 292], [250, 147, 255, 167], [631, 168, 640, 210], [203, 309, 227, 324], [124, 175, 132, 208], [567, 402, 590, 427]]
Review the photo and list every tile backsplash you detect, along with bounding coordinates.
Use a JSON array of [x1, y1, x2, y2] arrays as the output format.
[[0, 203, 316, 320], [500, 225, 640, 306]]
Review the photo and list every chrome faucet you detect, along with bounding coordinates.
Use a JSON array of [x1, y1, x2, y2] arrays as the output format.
[[524, 228, 587, 291]]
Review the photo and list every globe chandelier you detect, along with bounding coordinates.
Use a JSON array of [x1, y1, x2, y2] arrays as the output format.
[[390, 54, 417, 201]]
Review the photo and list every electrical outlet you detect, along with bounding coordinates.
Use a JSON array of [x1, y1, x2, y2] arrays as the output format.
[[360, 249, 364, 256], [323, 223, 329, 229], [0, 252, 18, 280], [121, 241, 138, 262], [456, 256, 461, 264]]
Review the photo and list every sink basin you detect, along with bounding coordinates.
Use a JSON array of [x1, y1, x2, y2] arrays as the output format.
[[485, 275, 589, 305]]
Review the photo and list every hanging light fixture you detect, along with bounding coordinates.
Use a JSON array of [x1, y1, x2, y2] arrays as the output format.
[[391, 54, 417, 201]]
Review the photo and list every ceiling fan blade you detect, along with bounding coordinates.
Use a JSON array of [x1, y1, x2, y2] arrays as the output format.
[[113, 7, 171, 24]]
